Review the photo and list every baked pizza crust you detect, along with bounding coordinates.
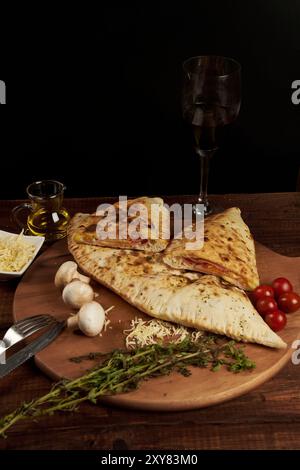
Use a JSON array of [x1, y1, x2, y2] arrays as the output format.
[[68, 214, 286, 349], [163, 207, 260, 291], [71, 197, 170, 253]]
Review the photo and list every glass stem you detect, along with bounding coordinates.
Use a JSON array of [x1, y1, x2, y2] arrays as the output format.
[[196, 148, 216, 216]]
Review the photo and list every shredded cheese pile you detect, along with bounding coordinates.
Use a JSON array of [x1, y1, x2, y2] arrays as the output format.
[[100, 305, 115, 335], [124, 317, 204, 349], [0, 231, 36, 272]]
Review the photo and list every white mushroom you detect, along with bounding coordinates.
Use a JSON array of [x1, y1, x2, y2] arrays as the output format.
[[67, 301, 105, 337], [62, 280, 94, 309], [55, 261, 90, 289]]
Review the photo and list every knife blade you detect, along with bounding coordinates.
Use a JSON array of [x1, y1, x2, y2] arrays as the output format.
[[0, 321, 65, 378]]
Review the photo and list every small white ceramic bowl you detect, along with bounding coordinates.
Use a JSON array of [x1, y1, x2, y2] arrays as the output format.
[[0, 230, 45, 281]]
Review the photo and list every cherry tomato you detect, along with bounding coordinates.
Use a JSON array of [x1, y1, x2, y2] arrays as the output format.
[[278, 292, 300, 313], [272, 277, 293, 299], [256, 296, 278, 316], [264, 310, 287, 332], [252, 285, 274, 302]]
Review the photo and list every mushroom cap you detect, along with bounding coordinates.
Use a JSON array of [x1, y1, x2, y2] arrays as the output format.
[[55, 261, 79, 289], [78, 301, 105, 337], [62, 280, 94, 309]]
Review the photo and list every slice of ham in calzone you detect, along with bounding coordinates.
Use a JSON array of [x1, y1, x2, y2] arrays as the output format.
[[163, 207, 260, 291]]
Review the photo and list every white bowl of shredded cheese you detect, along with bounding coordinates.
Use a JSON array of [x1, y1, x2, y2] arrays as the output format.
[[0, 230, 45, 281]]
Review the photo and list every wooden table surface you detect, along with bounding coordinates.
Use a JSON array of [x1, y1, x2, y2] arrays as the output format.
[[0, 193, 300, 450]]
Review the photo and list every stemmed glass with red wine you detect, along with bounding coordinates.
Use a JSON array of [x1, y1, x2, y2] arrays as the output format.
[[182, 55, 241, 216]]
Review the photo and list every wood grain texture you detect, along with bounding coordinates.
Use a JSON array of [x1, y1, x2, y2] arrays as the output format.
[[12, 241, 300, 411], [0, 193, 300, 450]]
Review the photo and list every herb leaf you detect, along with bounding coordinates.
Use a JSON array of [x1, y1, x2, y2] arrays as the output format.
[[0, 337, 255, 437]]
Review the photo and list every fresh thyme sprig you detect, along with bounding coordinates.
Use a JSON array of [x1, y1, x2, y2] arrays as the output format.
[[0, 338, 255, 437]]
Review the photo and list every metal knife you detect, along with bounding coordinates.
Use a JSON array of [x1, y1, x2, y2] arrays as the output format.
[[0, 321, 65, 378]]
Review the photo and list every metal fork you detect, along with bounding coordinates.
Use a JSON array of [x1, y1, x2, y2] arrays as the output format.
[[0, 314, 57, 356]]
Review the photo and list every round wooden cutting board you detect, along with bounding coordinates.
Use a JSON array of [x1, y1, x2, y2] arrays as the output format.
[[13, 240, 300, 411]]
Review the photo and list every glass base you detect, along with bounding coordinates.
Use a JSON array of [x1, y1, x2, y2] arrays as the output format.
[[193, 201, 212, 217]]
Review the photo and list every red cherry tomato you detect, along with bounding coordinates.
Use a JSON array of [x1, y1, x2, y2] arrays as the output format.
[[278, 292, 300, 313], [252, 285, 274, 302], [264, 310, 287, 332], [256, 296, 278, 316], [272, 277, 293, 299]]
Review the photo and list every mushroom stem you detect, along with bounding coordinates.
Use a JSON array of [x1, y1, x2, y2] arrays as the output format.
[[67, 315, 78, 329], [74, 272, 90, 284]]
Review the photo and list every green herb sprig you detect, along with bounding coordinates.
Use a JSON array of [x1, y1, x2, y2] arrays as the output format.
[[0, 338, 255, 437]]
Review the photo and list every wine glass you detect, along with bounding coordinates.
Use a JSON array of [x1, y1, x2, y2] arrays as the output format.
[[182, 56, 241, 215]]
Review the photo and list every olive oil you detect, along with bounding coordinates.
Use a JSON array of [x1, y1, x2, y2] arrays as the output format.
[[12, 180, 70, 241], [27, 207, 70, 240]]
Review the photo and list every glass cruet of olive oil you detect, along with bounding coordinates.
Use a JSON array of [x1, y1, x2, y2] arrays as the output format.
[[12, 180, 70, 241]]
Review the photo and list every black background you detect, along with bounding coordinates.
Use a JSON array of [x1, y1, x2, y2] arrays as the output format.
[[1, 1, 299, 199]]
